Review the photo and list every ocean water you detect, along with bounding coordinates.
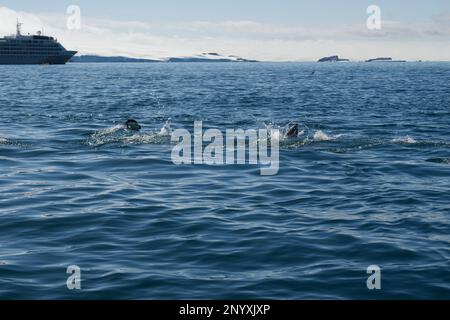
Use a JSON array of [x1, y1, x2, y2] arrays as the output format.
[[0, 62, 449, 299]]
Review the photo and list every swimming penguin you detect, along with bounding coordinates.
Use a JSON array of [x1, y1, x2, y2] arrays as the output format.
[[285, 123, 299, 138], [125, 119, 142, 131]]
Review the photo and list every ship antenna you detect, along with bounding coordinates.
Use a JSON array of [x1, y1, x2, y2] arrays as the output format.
[[16, 19, 23, 36]]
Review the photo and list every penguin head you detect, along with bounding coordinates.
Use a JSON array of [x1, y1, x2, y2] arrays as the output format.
[[125, 119, 142, 131]]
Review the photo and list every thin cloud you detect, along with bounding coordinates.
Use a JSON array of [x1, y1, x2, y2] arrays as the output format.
[[1, 6, 449, 61]]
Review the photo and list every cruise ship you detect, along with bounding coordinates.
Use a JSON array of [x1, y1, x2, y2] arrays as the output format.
[[0, 22, 77, 65]]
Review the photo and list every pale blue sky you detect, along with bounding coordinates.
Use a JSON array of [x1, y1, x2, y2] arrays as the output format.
[[1, 1, 450, 60], [2, 0, 450, 24]]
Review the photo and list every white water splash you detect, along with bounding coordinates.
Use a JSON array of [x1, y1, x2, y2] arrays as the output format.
[[160, 119, 172, 136], [264, 122, 305, 141], [91, 124, 124, 138], [122, 133, 171, 145], [392, 136, 417, 144], [313, 130, 340, 142], [271, 130, 281, 141], [86, 120, 174, 147]]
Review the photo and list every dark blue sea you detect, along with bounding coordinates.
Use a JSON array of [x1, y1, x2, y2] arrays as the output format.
[[0, 62, 449, 299]]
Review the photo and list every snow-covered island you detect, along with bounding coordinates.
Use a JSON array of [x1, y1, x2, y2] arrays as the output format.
[[70, 55, 161, 63], [70, 53, 258, 63], [166, 52, 258, 62]]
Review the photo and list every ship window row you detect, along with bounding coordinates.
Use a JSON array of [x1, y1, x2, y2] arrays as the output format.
[[0, 45, 60, 49], [0, 46, 61, 49], [0, 51, 61, 55], [0, 48, 61, 52], [0, 43, 59, 47], [3, 42, 57, 46], [3, 45, 60, 48], [0, 51, 60, 53], [0, 55, 56, 60], [0, 47, 61, 50], [0, 52, 62, 55], [5, 40, 56, 44]]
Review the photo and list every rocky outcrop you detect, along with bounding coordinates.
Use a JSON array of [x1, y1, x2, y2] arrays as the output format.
[[318, 55, 349, 62], [366, 57, 406, 62]]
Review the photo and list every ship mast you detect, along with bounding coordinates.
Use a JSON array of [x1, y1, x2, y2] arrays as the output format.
[[16, 20, 22, 36]]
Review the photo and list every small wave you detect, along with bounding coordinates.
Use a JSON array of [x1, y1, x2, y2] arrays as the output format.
[[392, 136, 417, 144], [426, 157, 450, 165], [0, 137, 30, 148]]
